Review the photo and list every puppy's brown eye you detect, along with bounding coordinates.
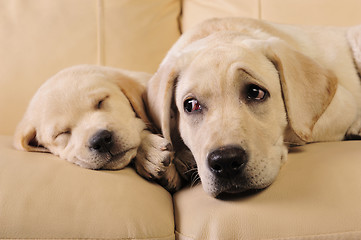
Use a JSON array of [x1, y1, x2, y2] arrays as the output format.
[[184, 98, 202, 113], [246, 84, 268, 101]]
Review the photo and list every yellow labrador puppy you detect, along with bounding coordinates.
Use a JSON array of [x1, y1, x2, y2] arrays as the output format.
[[147, 18, 361, 197], [14, 65, 181, 191]]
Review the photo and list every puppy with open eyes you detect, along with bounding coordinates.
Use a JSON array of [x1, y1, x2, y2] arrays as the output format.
[[14, 65, 181, 191], [147, 18, 361, 197]]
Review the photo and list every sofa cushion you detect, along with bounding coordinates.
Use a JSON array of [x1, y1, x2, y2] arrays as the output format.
[[182, 0, 260, 32], [0, 0, 181, 136], [181, 0, 361, 32], [0, 136, 175, 240], [260, 0, 361, 26], [174, 141, 361, 240]]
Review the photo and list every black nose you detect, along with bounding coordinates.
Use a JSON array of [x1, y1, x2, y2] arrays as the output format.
[[207, 145, 248, 179], [89, 130, 114, 153]]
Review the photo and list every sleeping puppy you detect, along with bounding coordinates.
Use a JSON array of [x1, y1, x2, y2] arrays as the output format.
[[146, 18, 361, 197], [14, 65, 181, 191]]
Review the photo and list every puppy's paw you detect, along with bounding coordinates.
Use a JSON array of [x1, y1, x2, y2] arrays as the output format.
[[174, 148, 198, 182], [345, 119, 361, 140], [134, 131, 182, 192]]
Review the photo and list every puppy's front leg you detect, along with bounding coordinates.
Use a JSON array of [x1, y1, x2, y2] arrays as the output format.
[[173, 147, 198, 183], [345, 115, 361, 140], [134, 130, 182, 192]]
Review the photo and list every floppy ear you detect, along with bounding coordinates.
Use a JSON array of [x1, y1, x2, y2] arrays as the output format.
[[114, 75, 153, 130], [146, 56, 179, 141], [13, 120, 49, 152], [262, 38, 338, 142]]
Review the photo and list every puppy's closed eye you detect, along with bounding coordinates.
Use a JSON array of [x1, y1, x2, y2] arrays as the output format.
[[54, 129, 71, 139], [95, 95, 109, 110]]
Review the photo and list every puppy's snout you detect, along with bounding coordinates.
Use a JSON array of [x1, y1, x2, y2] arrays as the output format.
[[207, 146, 248, 179], [89, 130, 114, 153]]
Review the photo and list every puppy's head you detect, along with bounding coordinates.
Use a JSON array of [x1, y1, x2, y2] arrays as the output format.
[[14, 65, 152, 170], [147, 32, 337, 197]]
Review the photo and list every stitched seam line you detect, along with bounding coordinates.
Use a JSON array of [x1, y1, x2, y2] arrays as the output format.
[[269, 230, 361, 240], [175, 230, 194, 240], [174, 230, 361, 240], [0, 234, 175, 240], [96, 0, 105, 66], [178, 0, 184, 34]]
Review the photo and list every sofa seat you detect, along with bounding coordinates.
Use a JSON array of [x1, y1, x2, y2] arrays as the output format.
[[3, 137, 361, 239], [174, 141, 361, 240], [0, 135, 175, 239]]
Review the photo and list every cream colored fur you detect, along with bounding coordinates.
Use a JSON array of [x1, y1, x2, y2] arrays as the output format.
[[14, 65, 181, 191], [147, 18, 361, 197]]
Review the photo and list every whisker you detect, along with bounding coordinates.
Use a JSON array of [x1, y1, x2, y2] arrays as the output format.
[[191, 175, 201, 187], [189, 168, 201, 187], [184, 167, 198, 174]]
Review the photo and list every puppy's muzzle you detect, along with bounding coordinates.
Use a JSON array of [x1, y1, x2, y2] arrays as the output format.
[[207, 145, 248, 179], [89, 129, 114, 153]]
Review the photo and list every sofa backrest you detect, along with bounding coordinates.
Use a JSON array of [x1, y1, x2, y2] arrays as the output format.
[[0, 0, 181, 135], [181, 0, 361, 31], [1, 0, 361, 136]]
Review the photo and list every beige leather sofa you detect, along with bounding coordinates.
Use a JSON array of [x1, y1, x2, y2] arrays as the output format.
[[1, 1, 361, 239]]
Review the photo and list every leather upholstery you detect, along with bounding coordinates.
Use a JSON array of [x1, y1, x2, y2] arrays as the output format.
[[174, 141, 361, 239], [0, 135, 175, 239]]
